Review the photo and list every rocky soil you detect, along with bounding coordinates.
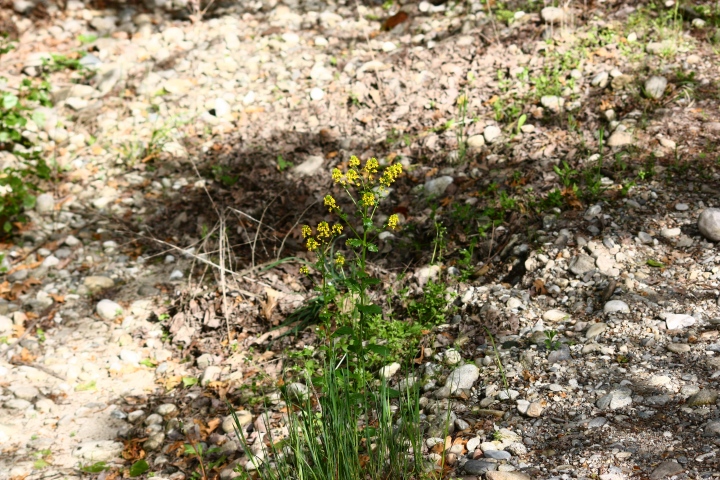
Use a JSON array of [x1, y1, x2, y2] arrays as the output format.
[[1, 0, 720, 479]]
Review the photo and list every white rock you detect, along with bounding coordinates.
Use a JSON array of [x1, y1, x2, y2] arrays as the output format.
[[97, 299, 123, 320], [0, 315, 12, 334], [424, 176, 454, 197], [445, 364, 479, 393], [382, 41, 396, 52], [444, 349, 462, 366], [604, 300, 629, 314], [607, 131, 633, 147], [292, 155, 323, 176], [379, 362, 401, 378], [591, 71, 609, 88], [543, 309, 569, 322], [661, 227, 681, 238], [467, 134, 485, 150], [35, 193, 54, 213], [120, 349, 141, 364], [201, 365, 221, 386], [281, 32, 300, 44], [541, 6, 566, 23], [644, 76, 667, 100], [72, 441, 124, 462], [483, 125, 502, 144], [662, 313, 696, 329], [213, 98, 231, 117], [698, 208, 720, 241], [310, 88, 324, 101]]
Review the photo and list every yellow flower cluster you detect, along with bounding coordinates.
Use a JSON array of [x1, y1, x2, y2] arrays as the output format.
[[300, 265, 310, 275], [324, 195, 338, 212], [302, 222, 343, 252], [332, 156, 401, 187], [387, 214, 399, 230], [380, 163, 403, 187], [334, 254, 345, 267], [362, 192, 376, 207]]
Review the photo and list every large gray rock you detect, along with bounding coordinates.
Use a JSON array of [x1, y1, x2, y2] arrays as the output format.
[[72, 441, 124, 462], [445, 364, 479, 393], [604, 300, 629, 314], [698, 208, 720, 241], [649, 461, 683, 480], [569, 254, 595, 275], [596, 388, 632, 410], [661, 313, 695, 329], [686, 389, 718, 407]]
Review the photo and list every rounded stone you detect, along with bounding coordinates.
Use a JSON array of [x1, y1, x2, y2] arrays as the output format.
[[698, 208, 720, 242], [604, 300, 629, 314], [96, 299, 123, 320]]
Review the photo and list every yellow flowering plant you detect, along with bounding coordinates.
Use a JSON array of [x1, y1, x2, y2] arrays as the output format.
[[303, 155, 403, 362]]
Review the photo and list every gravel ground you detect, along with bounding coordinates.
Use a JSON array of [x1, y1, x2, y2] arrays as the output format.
[[1, 0, 720, 479]]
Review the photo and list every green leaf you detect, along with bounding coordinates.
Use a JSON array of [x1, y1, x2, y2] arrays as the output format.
[[3, 221, 11, 233], [346, 238, 363, 248], [140, 358, 157, 368], [129, 459, 149, 477], [333, 326, 354, 337], [184, 443, 203, 456], [23, 194, 36, 209], [366, 344, 391, 357], [647, 259, 664, 268], [2, 94, 18, 109], [80, 462, 108, 473], [32, 111, 46, 128], [366, 242, 378, 252], [182, 376, 198, 387], [358, 304, 382, 316]]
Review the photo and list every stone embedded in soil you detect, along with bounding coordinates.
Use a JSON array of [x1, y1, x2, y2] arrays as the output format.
[[686, 389, 718, 407], [704, 420, 720, 437], [292, 155, 324, 176], [84, 276, 114, 291], [585, 323, 607, 340], [379, 362, 401, 378], [661, 313, 695, 330], [467, 134, 485, 150], [607, 130, 633, 147], [666, 343, 690, 354], [543, 309, 569, 322], [569, 254, 595, 275], [644, 75, 668, 100], [483, 125, 501, 143], [541, 6, 566, 23], [649, 461, 683, 480], [592, 71, 609, 88], [9, 386, 39, 401], [96, 299, 123, 320], [35, 193, 54, 213], [463, 459, 497, 475], [596, 388, 632, 410], [660, 227, 681, 238], [424, 176, 454, 198], [604, 300, 629, 314], [445, 364, 480, 393], [698, 208, 720, 241], [484, 450, 511, 460], [72, 441, 124, 462], [548, 346, 571, 363], [486, 472, 532, 480]]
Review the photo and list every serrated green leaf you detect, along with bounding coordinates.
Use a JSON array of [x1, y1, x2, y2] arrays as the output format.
[[366, 242, 378, 252], [129, 459, 149, 477], [346, 238, 363, 248]]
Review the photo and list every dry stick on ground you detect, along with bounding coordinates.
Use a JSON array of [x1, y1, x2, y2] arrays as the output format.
[[219, 213, 231, 341], [275, 200, 319, 262], [250, 194, 281, 274]]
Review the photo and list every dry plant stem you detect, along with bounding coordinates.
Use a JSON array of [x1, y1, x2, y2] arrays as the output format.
[[251, 195, 279, 274], [275, 200, 319, 261], [229, 207, 277, 232], [219, 214, 230, 340]]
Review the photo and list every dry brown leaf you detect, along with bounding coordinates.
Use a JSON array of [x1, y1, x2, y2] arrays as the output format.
[[533, 278, 548, 295], [262, 287, 281, 323]]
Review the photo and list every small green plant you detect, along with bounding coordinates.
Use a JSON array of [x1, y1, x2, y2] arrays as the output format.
[[140, 358, 157, 368], [182, 376, 199, 387], [129, 459, 149, 477], [211, 164, 239, 187], [77, 33, 97, 45], [183, 442, 226, 480], [33, 449, 52, 469], [276, 154, 292, 172], [544, 330, 561, 351], [485, 328, 510, 395], [36, 328, 45, 343], [75, 380, 96, 392], [79, 461, 109, 473], [553, 161, 578, 188]]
